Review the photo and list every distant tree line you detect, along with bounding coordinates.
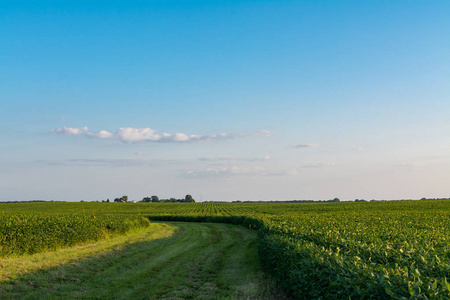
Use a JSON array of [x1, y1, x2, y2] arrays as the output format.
[[232, 198, 341, 203], [0, 200, 59, 204], [141, 195, 195, 203], [88, 194, 196, 203]]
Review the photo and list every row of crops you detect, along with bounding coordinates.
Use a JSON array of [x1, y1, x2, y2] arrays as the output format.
[[0, 210, 150, 257], [1, 200, 449, 298]]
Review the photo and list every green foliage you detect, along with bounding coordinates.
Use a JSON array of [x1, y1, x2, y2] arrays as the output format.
[[0, 210, 149, 257], [1, 200, 450, 298], [144, 201, 450, 299]]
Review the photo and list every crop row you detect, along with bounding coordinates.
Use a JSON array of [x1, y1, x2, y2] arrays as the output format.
[[257, 211, 450, 298]]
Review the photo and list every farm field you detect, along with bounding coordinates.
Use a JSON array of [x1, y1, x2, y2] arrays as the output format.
[[1, 200, 450, 299], [0, 222, 283, 299]]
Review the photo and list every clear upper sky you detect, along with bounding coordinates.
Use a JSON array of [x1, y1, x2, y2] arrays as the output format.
[[1, 0, 449, 201]]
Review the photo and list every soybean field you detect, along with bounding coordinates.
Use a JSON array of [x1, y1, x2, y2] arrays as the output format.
[[1, 200, 450, 299]]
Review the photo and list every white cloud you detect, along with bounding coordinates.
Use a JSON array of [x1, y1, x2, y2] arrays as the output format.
[[109, 127, 230, 143], [172, 133, 190, 142], [86, 130, 114, 139], [117, 127, 162, 142], [50, 126, 88, 135], [159, 132, 209, 142], [51, 126, 271, 144]]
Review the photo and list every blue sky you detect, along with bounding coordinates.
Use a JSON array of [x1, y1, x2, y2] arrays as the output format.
[[1, 0, 449, 201]]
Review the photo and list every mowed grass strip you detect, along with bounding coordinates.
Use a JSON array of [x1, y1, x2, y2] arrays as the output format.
[[0, 222, 286, 300]]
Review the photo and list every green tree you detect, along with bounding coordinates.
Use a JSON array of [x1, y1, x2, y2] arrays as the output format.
[[151, 195, 159, 202], [185, 195, 195, 202]]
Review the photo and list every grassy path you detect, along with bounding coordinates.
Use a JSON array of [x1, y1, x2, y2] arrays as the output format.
[[0, 222, 287, 299]]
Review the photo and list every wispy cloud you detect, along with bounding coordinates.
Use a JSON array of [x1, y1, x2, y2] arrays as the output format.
[[134, 151, 150, 156], [391, 162, 426, 171], [180, 166, 297, 178], [293, 143, 320, 148], [51, 126, 271, 144], [33, 158, 179, 168], [235, 130, 273, 137], [198, 155, 270, 162], [68, 159, 150, 167], [301, 162, 336, 168]]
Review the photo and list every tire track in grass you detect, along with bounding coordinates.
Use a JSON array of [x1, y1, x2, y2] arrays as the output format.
[[0, 222, 289, 299]]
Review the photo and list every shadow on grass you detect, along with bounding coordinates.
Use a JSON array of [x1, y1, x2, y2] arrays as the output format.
[[0, 224, 182, 299]]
